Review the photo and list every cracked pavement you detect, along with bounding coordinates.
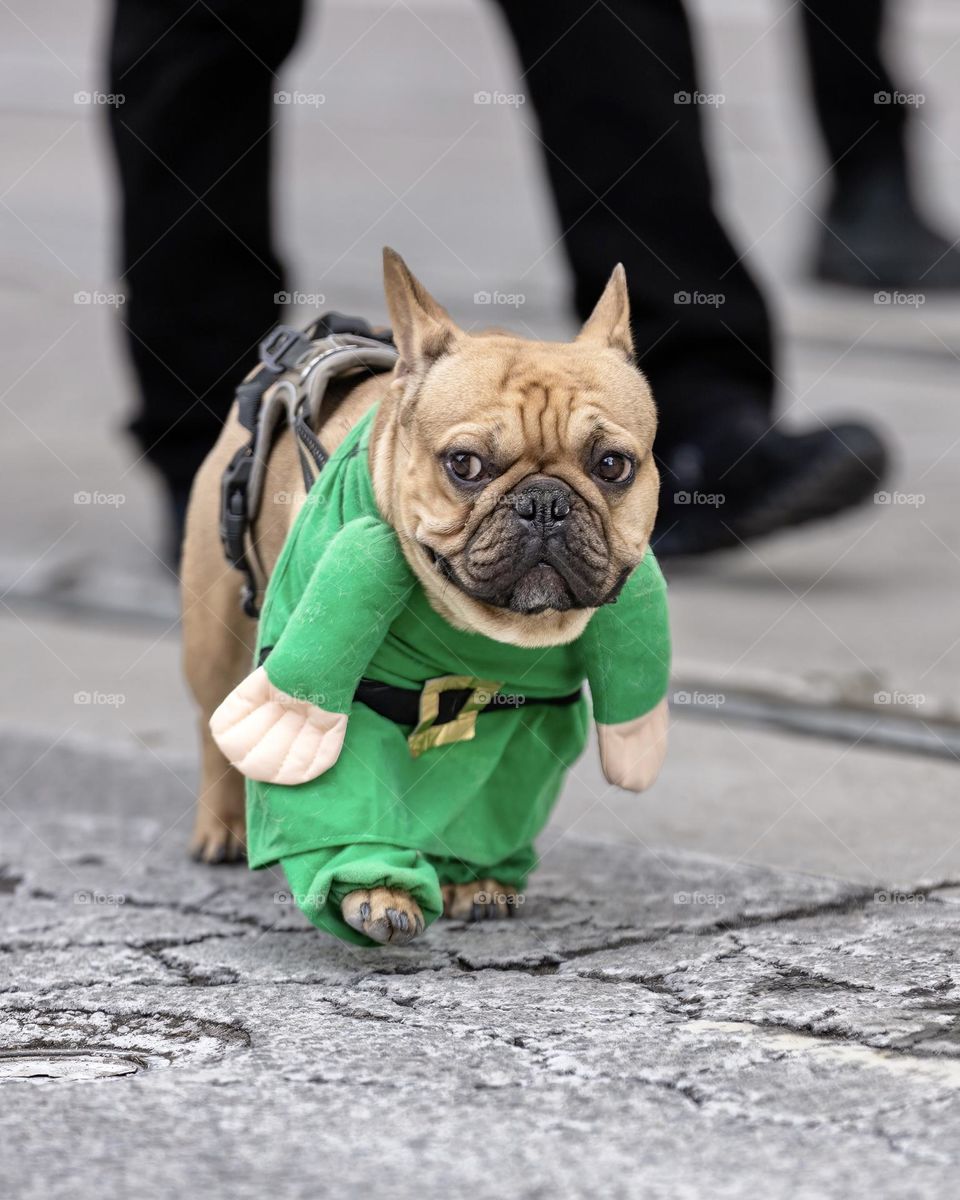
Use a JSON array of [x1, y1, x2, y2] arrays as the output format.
[[3, 730, 960, 1198]]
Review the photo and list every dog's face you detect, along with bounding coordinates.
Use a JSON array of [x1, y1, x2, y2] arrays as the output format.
[[371, 250, 659, 647]]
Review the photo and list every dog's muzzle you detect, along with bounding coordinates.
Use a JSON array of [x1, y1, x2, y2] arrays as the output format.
[[428, 476, 625, 614]]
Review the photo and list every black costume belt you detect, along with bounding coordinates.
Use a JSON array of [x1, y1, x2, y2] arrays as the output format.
[[354, 675, 583, 757]]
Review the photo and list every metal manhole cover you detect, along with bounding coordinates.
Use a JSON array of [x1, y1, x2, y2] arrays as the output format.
[[0, 1007, 249, 1082], [0, 1049, 143, 1081]]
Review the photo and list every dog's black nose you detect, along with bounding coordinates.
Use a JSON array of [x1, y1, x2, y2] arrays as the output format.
[[511, 478, 572, 528]]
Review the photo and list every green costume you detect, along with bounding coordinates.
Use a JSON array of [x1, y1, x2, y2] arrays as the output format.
[[249, 406, 671, 944]]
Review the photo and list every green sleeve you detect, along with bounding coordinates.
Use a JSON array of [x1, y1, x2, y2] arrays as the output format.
[[263, 516, 416, 712], [580, 550, 671, 725]]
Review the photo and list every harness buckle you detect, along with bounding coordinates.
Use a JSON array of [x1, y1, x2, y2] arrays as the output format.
[[259, 325, 311, 373], [407, 675, 502, 758]]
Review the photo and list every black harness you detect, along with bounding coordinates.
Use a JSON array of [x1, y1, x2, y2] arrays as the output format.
[[219, 313, 397, 618]]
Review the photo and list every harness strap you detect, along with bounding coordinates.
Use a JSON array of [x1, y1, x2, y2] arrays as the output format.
[[219, 315, 398, 618]]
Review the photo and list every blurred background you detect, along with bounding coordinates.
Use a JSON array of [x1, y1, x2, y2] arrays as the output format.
[[1, 0, 958, 886]]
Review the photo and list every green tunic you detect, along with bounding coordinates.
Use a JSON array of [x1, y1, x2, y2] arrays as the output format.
[[249, 405, 670, 943]]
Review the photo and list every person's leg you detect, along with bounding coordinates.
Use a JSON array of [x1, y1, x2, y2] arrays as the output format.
[[492, 0, 774, 455], [280, 843, 444, 947], [494, 0, 888, 555], [107, 0, 305, 532], [800, 0, 960, 288]]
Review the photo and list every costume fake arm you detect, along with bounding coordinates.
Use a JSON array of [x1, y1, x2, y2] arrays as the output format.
[[580, 551, 671, 793], [210, 516, 415, 785]]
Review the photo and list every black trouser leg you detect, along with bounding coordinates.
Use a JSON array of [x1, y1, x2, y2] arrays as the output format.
[[798, 0, 906, 193], [492, 0, 776, 454], [107, 0, 305, 495]]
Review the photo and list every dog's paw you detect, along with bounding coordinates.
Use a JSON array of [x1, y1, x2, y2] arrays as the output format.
[[441, 879, 522, 921], [188, 806, 246, 865], [341, 888, 425, 946], [209, 666, 348, 785]]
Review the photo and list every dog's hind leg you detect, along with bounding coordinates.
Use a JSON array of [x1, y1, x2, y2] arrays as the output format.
[[181, 448, 257, 864]]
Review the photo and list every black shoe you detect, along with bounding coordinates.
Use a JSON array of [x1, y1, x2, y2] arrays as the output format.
[[814, 162, 960, 290], [653, 414, 889, 559]]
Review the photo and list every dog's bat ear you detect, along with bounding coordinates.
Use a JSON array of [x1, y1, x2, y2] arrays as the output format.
[[382, 248, 459, 389], [576, 263, 634, 361]]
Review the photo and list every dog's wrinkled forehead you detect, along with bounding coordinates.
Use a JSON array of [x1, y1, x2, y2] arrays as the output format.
[[411, 337, 657, 461]]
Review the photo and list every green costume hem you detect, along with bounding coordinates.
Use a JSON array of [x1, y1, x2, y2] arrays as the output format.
[[279, 843, 537, 947]]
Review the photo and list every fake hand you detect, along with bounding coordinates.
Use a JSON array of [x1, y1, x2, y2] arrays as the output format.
[[209, 666, 348, 785], [596, 697, 669, 793]]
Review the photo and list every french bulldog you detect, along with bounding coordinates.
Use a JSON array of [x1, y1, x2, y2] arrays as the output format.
[[182, 249, 668, 944]]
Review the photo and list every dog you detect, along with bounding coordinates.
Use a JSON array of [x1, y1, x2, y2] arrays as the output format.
[[182, 249, 669, 945]]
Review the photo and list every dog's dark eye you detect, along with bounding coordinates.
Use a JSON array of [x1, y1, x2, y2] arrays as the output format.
[[447, 452, 485, 482], [594, 452, 633, 484]]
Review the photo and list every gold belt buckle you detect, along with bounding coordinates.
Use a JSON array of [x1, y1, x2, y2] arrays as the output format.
[[407, 675, 503, 758]]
